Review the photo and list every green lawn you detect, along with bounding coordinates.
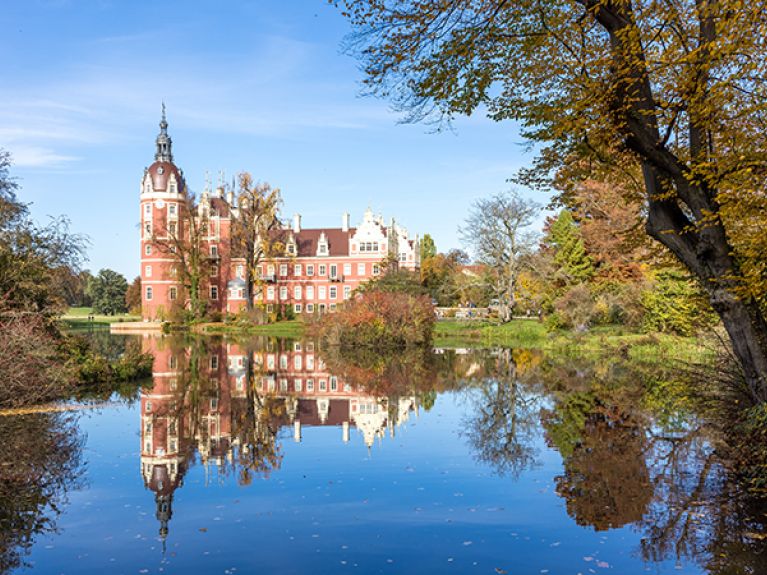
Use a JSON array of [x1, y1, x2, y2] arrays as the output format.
[[60, 307, 141, 328], [434, 319, 712, 362], [196, 319, 306, 338]]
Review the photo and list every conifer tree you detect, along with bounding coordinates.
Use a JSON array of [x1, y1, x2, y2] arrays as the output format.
[[547, 211, 594, 285]]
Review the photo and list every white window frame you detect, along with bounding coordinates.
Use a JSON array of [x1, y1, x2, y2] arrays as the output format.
[[210, 285, 218, 300], [329, 286, 337, 300], [343, 263, 352, 276], [357, 263, 365, 275], [279, 264, 288, 277], [294, 264, 302, 276], [306, 264, 314, 276]]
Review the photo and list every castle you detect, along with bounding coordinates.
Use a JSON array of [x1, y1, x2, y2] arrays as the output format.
[[140, 109, 421, 321]]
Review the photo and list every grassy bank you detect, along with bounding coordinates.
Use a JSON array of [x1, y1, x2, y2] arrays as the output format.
[[60, 307, 140, 329], [193, 319, 305, 338], [434, 319, 713, 363]]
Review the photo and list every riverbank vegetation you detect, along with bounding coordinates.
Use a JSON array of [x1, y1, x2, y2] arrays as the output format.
[[0, 151, 152, 409]]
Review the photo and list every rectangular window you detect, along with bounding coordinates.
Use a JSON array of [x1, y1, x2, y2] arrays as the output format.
[[210, 286, 218, 300], [236, 264, 244, 278], [329, 286, 337, 300], [168, 222, 177, 236], [267, 355, 275, 369], [144, 204, 151, 215], [373, 264, 380, 276], [267, 264, 275, 277], [294, 355, 303, 369], [343, 263, 352, 276], [210, 355, 219, 370], [280, 355, 288, 369], [145, 265, 152, 278], [210, 264, 218, 277], [330, 264, 338, 278], [307, 356, 315, 369], [343, 286, 351, 300], [306, 264, 314, 276], [279, 286, 287, 300], [330, 303, 337, 311], [357, 263, 365, 275], [169, 286, 177, 301], [210, 245, 218, 258], [330, 377, 338, 391], [306, 286, 314, 300], [266, 304, 274, 313], [306, 379, 314, 392], [294, 303, 302, 313], [145, 244, 151, 255], [294, 264, 302, 276], [319, 379, 327, 392], [144, 222, 151, 236], [294, 379, 302, 392], [318, 286, 326, 299], [319, 264, 327, 276], [294, 286, 302, 300], [279, 264, 288, 277], [306, 303, 314, 313], [146, 286, 153, 300], [319, 303, 326, 313], [267, 286, 275, 301], [168, 204, 176, 217]]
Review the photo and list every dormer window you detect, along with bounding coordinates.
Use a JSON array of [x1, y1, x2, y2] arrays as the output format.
[[287, 242, 296, 255]]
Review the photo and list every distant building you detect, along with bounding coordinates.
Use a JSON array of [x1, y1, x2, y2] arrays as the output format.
[[140, 109, 420, 321]]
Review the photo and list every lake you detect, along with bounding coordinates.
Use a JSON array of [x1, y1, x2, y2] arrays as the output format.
[[2, 333, 766, 574]]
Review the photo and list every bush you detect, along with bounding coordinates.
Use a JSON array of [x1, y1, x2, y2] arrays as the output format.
[[641, 270, 717, 336], [549, 284, 596, 331], [0, 314, 75, 409], [315, 291, 435, 349]]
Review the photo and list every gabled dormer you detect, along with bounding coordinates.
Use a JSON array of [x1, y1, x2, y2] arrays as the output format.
[[286, 233, 297, 256], [316, 232, 329, 257]]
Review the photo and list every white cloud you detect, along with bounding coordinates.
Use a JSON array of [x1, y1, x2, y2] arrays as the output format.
[[10, 146, 79, 167]]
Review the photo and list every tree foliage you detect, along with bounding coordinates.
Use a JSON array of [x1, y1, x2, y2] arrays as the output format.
[[88, 269, 128, 315], [231, 174, 283, 311]]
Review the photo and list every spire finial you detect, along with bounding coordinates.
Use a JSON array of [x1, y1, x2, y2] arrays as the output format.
[[155, 102, 173, 162]]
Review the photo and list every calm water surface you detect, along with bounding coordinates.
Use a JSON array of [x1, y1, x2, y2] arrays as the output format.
[[3, 334, 766, 574]]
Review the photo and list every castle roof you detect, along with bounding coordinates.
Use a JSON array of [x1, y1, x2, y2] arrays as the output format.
[[147, 160, 183, 192]]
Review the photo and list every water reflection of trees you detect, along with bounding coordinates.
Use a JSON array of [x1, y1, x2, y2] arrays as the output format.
[[460, 348, 543, 477], [0, 413, 84, 573], [534, 356, 767, 573]]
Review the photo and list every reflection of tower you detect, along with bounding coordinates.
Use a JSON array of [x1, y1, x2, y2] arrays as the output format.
[[140, 334, 187, 546]]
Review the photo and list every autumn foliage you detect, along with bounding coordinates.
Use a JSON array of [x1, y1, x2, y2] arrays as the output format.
[[315, 290, 434, 349]]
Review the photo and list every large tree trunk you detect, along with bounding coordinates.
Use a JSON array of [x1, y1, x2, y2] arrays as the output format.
[[643, 166, 767, 403]]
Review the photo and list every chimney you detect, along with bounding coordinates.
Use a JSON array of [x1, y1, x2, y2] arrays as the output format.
[[293, 213, 301, 233], [342, 212, 350, 232]]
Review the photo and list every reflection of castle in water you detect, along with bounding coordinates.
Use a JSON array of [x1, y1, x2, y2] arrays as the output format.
[[138, 336, 419, 544]]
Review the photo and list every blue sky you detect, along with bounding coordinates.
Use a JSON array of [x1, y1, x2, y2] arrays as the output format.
[[1, 0, 546, 278]]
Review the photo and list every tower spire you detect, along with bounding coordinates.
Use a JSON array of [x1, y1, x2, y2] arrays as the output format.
[[155, 102, 173, 162]]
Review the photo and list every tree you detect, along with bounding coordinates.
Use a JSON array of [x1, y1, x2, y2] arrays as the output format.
[[420, 233, 436, 262], [546, 210, 595, 285], [459, 190, 539, 321], [125, 276, 142, 315], [153, 191, 211, 320], [335, 0, 767, 400], [89, 269, 128, 315], [0, 150, 86, 319], [230, 173, 283, 312]]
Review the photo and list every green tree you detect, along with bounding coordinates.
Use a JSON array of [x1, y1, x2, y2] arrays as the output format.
[[420, 233, 436, 262], [335, 0, 767, 401], [546, 210, 594, 285], [89, 269, 128, 315]]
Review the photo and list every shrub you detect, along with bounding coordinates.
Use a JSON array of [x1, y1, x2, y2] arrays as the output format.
[[315, 291, 435, 348], [549, 284, 596, 331], [641, 270, 717, 336], [0, 314, 75, 409]]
